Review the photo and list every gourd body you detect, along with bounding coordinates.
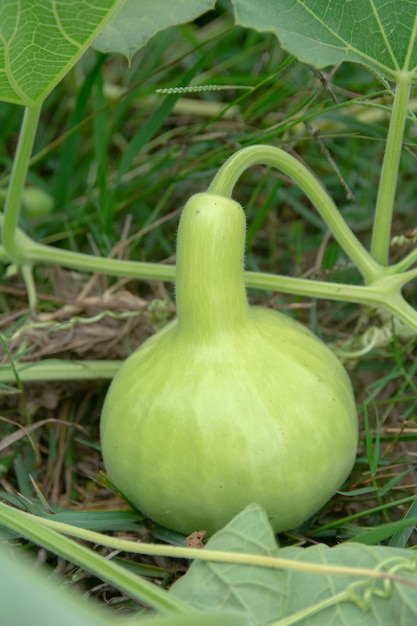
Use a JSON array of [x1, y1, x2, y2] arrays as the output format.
[[101, 193, 358, 535]]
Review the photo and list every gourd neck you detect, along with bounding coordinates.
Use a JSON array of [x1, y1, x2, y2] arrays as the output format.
[[175, 192, 250, 339]]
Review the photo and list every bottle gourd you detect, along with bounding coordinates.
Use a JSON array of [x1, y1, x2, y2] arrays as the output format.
[[101, 193, 358, 535]]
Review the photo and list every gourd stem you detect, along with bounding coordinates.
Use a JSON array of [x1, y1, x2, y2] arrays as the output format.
[[208, 145, 382, 285], [175, 193, 250, 337]]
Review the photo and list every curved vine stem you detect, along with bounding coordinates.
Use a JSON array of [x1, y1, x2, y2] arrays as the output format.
[[207, 145, 383, 285], [206, 144, 417, 333]]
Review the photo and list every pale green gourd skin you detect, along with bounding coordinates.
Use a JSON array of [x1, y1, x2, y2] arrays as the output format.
[[101, 193, 358, 536]]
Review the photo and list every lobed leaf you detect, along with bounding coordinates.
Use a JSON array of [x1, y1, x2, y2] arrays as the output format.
[[170, 504, 286, 626], [0, 0, 122, 106], [231, 0, 417, 82], [171, 503, 417, 625]]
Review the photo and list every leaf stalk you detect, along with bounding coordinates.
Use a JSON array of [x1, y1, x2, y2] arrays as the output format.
[[371, 78, 412, 264], [2, 105, 42, 262]]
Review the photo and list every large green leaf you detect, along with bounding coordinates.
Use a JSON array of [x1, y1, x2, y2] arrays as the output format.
[[93, 0, 217, 61], [170, 504, 285, 626], [231, 0, 417, 81], [171, 503, 417, 625], [0, 0, 123, 106]]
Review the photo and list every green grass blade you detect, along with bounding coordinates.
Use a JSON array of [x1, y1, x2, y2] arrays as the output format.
[[116, 59, 204, 184], [389, 498, 417, 548], [0, 0, 123, 106], [0, 501, 190, 615]]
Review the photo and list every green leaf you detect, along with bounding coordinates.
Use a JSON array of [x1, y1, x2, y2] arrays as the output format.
[[347, 516, 417, 545], [280, 542, 417, 625], [231, 0, 417, 82], [171, 503, 417, 625], [170, 504, 285, 626], [48, 509, 143, 532], [93, 0, 217, 61], [0, 0, 123, 106], [390, 497, 417, 548]]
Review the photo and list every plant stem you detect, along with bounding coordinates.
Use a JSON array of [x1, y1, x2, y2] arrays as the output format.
[[247, 272, 380, 304], [251, 271, 417, 332], [24, 239, 176, 281], [384, 264, 417, 288], [208, 145, 382, 284], [371, 78, 411, 264], [268, 590, 348, 626], [0, 215, 384, 303], [21, 264, 37, 310], [0, 359, 121, 383], [390, 246, 417, 273], [5, 506, 416, 588], [3, 225, 417, 337], [372, 290, 417, 332], [2, 105, 42, 262]]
